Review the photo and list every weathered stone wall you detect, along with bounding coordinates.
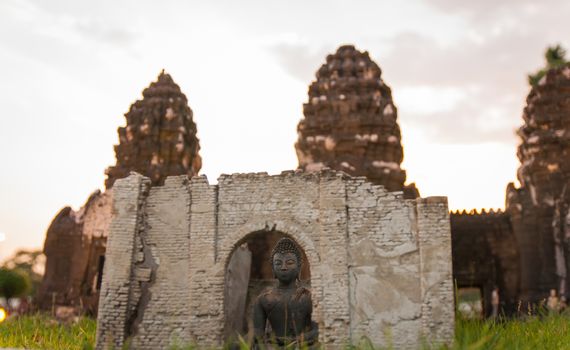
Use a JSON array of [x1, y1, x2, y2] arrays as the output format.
[[38, 206, 84, 309], [96, 175, 150, 349], [450, 209, 520, 315], [347, 179, 421, 347], [96, 171, 453, 349], [38, 190, 113, 314], [80, 190, 113, 313], [417, 197, 454, 343]]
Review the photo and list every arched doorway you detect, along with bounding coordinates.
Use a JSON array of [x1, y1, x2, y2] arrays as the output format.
[[223, 229, 310, 341]]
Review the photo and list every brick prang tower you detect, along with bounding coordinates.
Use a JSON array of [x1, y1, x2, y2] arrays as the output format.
[[105, 70, 202, 188], [507, 63, 570, 301], [295, 45, 418, 198]]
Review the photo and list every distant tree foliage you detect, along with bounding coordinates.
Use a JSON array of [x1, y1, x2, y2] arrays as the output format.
[[528, 45, 569, 86], [1, 249, 44, 297], [0, 268, 31, 302]]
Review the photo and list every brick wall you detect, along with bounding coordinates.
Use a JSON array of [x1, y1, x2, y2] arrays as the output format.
[[96, 170, 453, 349]]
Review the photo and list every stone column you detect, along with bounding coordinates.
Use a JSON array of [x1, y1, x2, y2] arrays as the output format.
[[416, 196, 454, 345], [318, 173, 351, 345], [188, 176, 223, 345], [96, 173, 149, 350]]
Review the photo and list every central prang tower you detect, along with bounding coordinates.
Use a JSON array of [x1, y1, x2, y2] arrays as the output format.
[[295, 45, 417, 198]]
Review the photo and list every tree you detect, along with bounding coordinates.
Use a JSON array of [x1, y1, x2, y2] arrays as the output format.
[[1, 249, 44, 297], [0, 268, 31, 308], [528, 44, 569, 86]]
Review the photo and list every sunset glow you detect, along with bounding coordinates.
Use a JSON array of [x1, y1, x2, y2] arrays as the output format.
[[1, 0, 569, 259]]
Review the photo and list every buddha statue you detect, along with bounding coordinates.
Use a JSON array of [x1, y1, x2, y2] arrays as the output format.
[[252, 237, 318, 348]]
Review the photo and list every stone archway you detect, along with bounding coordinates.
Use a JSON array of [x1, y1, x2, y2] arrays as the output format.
[[223, 229, 310, 342]]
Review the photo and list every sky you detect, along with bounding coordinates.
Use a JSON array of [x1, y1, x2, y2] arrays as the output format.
[[0, 0, 569, 260]]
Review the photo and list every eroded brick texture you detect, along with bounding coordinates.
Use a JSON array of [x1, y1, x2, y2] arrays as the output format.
[[506, 63, 570, 302], [295, 45, 418, 199], [96, 171, 453, 349], [38, 190, 112, 314], [105, 70, 202, 189], [96, 174, 150, 349]]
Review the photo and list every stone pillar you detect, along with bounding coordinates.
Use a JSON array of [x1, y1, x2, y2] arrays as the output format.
[[96, 173, 149, 350], [318, 173, 351, 345], [416, 196, 454, 345], [188, 175, 223, 345], [130, 175, 192, 349]]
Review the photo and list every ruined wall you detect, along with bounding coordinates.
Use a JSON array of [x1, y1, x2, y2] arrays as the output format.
[[295, 45, 418, 198], [96, 176, 150, 349], [37, 190, 112, 314], [96, 171, 453, 349], [38, 206, 84, 309], [450, 209, 519, 315], [347, 179, 453, 347]]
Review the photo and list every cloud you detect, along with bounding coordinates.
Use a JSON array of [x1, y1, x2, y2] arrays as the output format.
[[399, 88, 518, 144], [265, 32, 532, 146], [265, 1, 570, 146], [380, 31, 542, 90], [73, 18, 138, 47], [265, 40, 332, 84], [422, 0, 563, 24], [378, 16, 570, 144]]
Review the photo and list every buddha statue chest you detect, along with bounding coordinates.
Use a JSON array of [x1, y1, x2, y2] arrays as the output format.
[[259, 286, 312, 338]]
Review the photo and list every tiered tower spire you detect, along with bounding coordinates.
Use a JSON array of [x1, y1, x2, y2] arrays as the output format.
[[295, 45, 415, 196], [105, 71, 201, 188]]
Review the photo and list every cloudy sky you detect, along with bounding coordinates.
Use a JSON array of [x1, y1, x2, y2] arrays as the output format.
[[1, 0, 569, 259]]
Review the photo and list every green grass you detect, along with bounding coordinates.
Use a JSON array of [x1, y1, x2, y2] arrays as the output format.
[[452, 314, 570, 350], [0, 313, 96, 350], [2, 314, 570, 349]]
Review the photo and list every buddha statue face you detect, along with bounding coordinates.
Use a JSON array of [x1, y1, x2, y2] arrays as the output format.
[[270, 237, 302, 286], [273, 252, 299, 284]]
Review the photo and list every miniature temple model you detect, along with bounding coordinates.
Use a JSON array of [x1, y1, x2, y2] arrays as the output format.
[[95, 171, 453, 349]]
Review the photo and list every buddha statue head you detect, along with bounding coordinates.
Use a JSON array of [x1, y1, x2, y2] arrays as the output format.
[[270, 237, 302, 286]]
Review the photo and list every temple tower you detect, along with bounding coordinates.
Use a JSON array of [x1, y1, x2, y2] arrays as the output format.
[[516, 64, 570, 206], [105, 70, 202, 188], [507, 63, 570, 301], [39, 71, 202, 314], [295, 45, 417, 197]]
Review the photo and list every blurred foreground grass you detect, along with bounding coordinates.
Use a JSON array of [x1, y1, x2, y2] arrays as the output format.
[[452, 314, 570, 350], [0, 313, 96, 350], [2, 313, 570, 349]]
